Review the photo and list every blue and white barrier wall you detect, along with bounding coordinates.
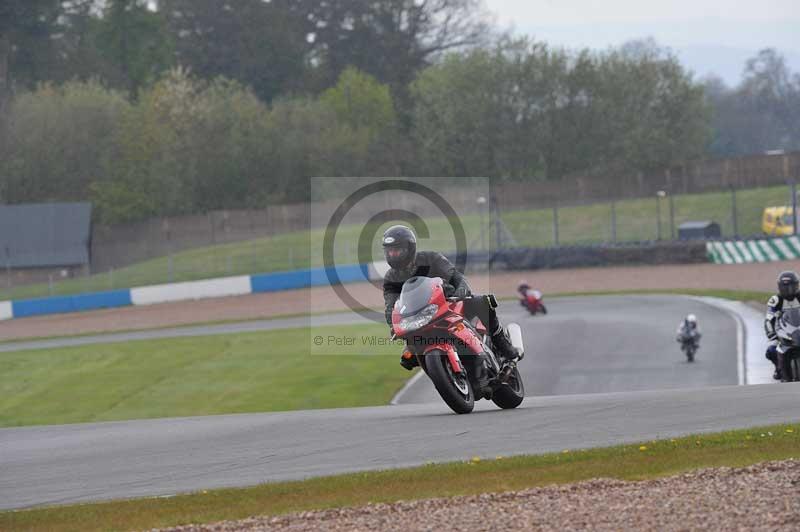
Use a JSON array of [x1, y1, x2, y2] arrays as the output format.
[[11, 290, 132, 318], [130, 276, 253, 306], [251, 264, 370, 293], [0, 263, 379, 321], [707, 236, 800, 264]]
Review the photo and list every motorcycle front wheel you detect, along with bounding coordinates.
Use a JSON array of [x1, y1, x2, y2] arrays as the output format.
[[426, 350, 475, 414]]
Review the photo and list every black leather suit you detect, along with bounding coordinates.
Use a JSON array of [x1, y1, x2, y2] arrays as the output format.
[[383, 251, 501, 334]]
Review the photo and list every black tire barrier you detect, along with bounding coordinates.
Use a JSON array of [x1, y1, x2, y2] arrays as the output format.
[[488, 241, 708, 271]]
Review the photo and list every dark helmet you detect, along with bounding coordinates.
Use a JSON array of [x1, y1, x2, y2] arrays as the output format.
[[778, 271, 800, 299], [382, 225, 417, 270], [517, 281, 531, 294]]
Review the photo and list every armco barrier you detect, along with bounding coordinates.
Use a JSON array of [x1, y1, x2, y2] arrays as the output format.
[[130, 275, 252, 306], [707, 236, 800, 264], [11, 290, 133, 319], [498, 241, 708, 270], [0, 301, 12, 321]]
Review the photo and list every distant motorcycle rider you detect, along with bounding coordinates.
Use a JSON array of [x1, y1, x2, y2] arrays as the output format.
[[765, 271, 800, 380], [382, 225, 518, 370], [676, 314, 701, 348]]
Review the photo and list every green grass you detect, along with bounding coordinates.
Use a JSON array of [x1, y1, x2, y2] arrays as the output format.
[[2, 184, 789, 301], [504, 184, 789, 247], [549, 288, 771, 303], [0, 323, 408, 428], [3, 422, 799, 532], [0, 215, 484, 300]]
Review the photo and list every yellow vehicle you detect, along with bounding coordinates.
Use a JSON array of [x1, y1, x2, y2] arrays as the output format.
[[762, 206, 796, 236]]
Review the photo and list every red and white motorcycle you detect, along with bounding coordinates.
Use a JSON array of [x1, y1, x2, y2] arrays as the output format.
[[392, 276, 525, 414], [518, 283, 548, 315]]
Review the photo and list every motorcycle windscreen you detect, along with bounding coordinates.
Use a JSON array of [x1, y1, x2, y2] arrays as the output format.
[[396, 276, 440, 317], [780, 307, 800, 330]]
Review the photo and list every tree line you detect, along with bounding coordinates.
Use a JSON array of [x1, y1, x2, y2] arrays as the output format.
[[0, 1, 798, 223]]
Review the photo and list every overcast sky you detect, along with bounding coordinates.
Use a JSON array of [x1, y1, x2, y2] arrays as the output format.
[[483, 0, 800, 84]]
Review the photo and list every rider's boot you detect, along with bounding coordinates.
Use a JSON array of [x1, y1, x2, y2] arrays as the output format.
[[777, 352, 788, 382], [400, 351, 419, 371], [491, 326, 521, 362], [473, 359, 493, 399], [767, 347, 781, 380]]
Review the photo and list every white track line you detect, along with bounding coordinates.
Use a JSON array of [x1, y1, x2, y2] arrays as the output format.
[[691, 296, 774, 385], [692, 296, 747, 385], [390, 369, 427, 405]]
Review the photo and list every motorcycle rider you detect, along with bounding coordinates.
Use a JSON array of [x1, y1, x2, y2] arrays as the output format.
[[381, 224, 519, 371], [676, 314, 701, 348], [517, 281, 542, 310], [765, 271, 800, 380]]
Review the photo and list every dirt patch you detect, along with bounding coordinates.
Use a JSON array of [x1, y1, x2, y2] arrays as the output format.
[[0, 261, 790, 342]]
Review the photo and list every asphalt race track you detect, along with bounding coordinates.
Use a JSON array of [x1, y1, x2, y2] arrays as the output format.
[[396, 295, 739, 403], [2, 295, 795, 510], [3, 384, 800, 510]]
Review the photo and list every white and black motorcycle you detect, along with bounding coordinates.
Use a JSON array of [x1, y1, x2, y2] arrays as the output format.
[[677, 330, 701, 362], [775, 307, 800, 382]]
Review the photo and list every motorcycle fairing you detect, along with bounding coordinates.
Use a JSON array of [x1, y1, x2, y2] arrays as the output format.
[[776, 308, 800, 354], [423, 342, 463, 374]]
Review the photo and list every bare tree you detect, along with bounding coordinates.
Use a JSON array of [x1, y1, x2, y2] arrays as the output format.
[[306, 0, 491, 95]]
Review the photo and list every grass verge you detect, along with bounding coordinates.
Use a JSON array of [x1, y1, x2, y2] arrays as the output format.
[[0, 323, 406, 427], [3, 422, 799, 532], [548, 288, 771, 304]]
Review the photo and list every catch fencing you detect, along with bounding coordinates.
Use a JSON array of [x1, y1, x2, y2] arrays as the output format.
[[3, 152, 800, 301]]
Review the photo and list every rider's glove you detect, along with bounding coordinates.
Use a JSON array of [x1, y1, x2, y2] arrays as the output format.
[[453, 284, 470, 299]]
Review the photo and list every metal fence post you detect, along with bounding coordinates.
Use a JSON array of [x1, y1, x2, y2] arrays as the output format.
[[731, 186, 739, 238], [792, 181, 798, 236], [669, 194, 675, 240], [656, 195, 662, 241], [493, 196, 503, 249], [552, 205, 560, 246], [610, 201, 617, 244], [4, 246, 11, 292]]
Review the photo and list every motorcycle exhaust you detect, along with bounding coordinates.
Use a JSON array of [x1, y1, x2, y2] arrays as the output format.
[[507, 323, 524, 359]]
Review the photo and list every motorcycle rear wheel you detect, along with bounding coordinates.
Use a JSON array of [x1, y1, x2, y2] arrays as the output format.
[[426, 350, 475, 414], [492, 366, 525, 409]]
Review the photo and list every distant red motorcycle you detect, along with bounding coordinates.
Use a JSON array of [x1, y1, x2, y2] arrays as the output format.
[[518, 283, 547, 315]]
